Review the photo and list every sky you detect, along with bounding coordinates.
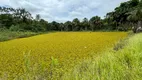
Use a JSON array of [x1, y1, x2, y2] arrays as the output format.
[[0, 0, 129, 22]]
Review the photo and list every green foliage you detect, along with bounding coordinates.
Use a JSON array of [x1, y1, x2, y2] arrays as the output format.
[[72, 18, 80, 31], [81, 18, 90, 31], [106, 0, 142, 32], [1, 0, 142, 32], [90, 16, 102, 31], [64, 21, 73, 31], [0, 14, 14, 28], [50, 21, 60, 31], [9, 25, 21, 31]]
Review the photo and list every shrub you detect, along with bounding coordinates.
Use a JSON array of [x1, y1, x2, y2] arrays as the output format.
[[0, 27, 7, 31], [31, 24, 46, 32], [9, 25, 21, 31]]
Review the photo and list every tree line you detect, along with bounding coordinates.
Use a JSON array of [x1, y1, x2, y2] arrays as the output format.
[[0, 0, 142, 32]]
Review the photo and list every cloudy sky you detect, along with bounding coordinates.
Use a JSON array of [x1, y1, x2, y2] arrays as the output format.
[[0, 0, 128, 22]]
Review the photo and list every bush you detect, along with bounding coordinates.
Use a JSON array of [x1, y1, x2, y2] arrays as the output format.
[[31, 24, 46, 32], [9, 25, 21, 31], [0, 27, 7, 31]]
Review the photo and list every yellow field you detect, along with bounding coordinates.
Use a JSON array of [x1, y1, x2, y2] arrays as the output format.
[[0, 32, 127, 79]]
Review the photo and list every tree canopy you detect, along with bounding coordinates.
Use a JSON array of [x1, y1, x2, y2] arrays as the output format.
[[0, 0, 142, 32]]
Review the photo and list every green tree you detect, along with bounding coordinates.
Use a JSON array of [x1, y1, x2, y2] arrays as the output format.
[[89, 16, 102, 31], [127, 8, 142, 32], [50, 21, 60, 31], [64, 21, 72, 31], [13, 8, 32, 23], [59, 23, 64, 31], [81, 18, 90, 31], [72, 18, 80, 31], [105, 0, 139, 31]]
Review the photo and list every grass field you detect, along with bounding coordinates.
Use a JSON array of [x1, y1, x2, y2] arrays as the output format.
[[0, 32, 127, 79], [0, 30, 39, 42], [63, 33, 142, 80]]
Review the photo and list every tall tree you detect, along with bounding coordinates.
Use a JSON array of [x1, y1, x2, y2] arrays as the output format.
[[72, 18, 80, 31], [14, 8, 32, 23], [82, 18, 90, 30], [50, 21, 60, 31], [64, 21, 72, 31], [89, 16, 102, 31], [127, 4, 142, 32]]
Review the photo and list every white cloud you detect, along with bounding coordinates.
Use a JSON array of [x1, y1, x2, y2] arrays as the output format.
[[0, 0, 129, 22]]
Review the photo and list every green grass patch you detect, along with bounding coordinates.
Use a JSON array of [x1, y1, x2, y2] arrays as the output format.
[[0, 30, 39, 42]]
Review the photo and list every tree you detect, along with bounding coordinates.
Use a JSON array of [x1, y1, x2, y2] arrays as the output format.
[[39, 19, 48, 31], [89, 16, 102, 31], [59, 23, 64, 31], [50, 21, 60, 31], [128, 8, 142, 32], [36, 14, 41, 21], [0, 14, 13, 28], [0, 7, 15, 28], [13, 8, 32, 23], [82, 18, 90, 31], [105, 0, 140, 31], [126, 0, 142, 33], [64, 21, 72, 31], [72, 18, 80, 31], [1, 0, 142, 32]]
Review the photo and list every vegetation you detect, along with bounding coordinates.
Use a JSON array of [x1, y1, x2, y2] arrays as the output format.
[[0, 0, 142, 32], [0, 30, 39, 42], [1, 32, 142, 80], [0, 32, 127, 79], [106, 0, 142, 32], [0, 0, 142, 80], [63, 33, 142, 80]]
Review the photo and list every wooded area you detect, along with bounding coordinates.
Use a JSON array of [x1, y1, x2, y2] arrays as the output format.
[[0, 0, 142, 32]]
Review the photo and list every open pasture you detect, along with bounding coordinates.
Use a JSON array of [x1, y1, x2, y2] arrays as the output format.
[[0, 32, 127, 78]]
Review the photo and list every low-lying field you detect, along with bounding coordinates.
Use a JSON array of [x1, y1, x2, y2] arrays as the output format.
[[0, 32, 127, 79]]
